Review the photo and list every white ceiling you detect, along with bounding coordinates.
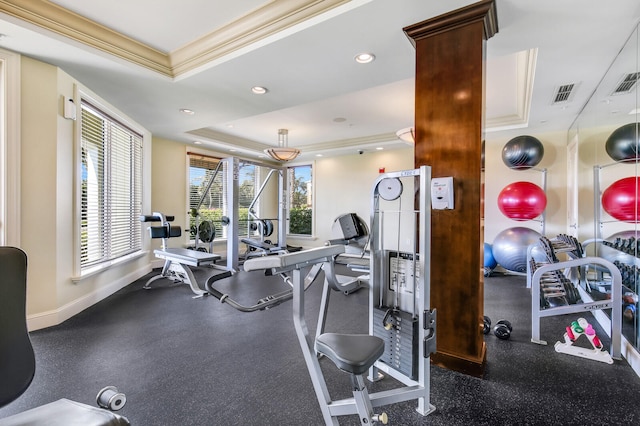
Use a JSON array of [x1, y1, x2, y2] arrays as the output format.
[[0, 0, 639, 161]]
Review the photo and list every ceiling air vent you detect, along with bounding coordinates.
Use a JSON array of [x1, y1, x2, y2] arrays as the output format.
[[612, 72, 640, 94], [553, 83, 575, 104]]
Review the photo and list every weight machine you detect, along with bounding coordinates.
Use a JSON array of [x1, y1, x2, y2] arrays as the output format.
[[189, 160, 225, 253], [188, 157, 290, 271], [241, 165, 301, 259], [329, 213, 370, 274], [367, 166, 436, 418], [240, 166, 436, 425], [140, 212, 231, 297]]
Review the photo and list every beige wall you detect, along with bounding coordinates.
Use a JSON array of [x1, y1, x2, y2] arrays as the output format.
[[149, 137, 190, 250], [21, 57, 58, 314], [20, 57, 152, 330], [300, 149, 415, 248], [149, 134, 574, 251]]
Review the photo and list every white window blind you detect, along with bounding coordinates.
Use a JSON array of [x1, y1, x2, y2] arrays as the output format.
[[80, 100, 143, 270], [187, 156, 261, 240], [188, 154, 227, 239]]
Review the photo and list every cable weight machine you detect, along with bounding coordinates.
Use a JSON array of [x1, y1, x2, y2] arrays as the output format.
[[368, 165, 436, 417]]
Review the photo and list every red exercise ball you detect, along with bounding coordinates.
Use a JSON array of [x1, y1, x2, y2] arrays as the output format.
[[497, 181, 547, 221], [602, 177, 640, 222]]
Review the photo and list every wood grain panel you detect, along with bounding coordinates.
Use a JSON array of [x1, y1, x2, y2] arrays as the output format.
[[405, 0, 497, 377]]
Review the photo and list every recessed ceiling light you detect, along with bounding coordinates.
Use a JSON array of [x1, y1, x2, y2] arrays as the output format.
[[355, 53, 375, 64], [194, 141, 202, 145], [179, 108, 195, 115], [376, 147, 384, 151], [251, 86, 268, 94], [316, 154, 323, 157]]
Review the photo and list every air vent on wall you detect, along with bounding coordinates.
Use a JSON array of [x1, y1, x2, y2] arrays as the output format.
[[552, 83, 575, 104], [612, 72, 640, 94]]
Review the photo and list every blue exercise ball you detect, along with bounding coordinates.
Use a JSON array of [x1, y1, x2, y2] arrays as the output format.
[[484, 243, 498, 269], [605, 123, 640, 163], [502, 136, 544, 170], [492, 227, 542, 273]]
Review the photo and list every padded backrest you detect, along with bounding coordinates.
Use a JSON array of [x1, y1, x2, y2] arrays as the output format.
[[0, 247, 36, 408]]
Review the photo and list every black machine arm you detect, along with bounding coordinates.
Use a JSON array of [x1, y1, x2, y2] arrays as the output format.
[[205, 277, 297, 313]]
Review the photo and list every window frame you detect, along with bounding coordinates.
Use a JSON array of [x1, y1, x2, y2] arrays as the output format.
[[187, 153, 227, 241], [74, 87, 149, 279], [286, 162, 314, 238], [0, 48, 21, 247], [187, 154, 263, 242]]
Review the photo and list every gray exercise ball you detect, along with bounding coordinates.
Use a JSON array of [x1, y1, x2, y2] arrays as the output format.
[[502, 135, 544, 170], [492, 227, 542, 273], [605, 123, 640, 163]]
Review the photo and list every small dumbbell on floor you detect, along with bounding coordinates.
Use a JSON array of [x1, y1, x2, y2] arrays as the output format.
[[493, 319, 512, 340], [483, 316, 513, 340]]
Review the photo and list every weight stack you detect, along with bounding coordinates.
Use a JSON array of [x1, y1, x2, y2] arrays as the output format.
[[373, 307, 418, 380]]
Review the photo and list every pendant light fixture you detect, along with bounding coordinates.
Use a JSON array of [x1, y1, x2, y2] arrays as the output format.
[[265, 129, 300, 161]]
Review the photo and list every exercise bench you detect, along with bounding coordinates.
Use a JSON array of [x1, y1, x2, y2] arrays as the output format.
[[140, 212, 229, 298], [244, 245, 389, 425]]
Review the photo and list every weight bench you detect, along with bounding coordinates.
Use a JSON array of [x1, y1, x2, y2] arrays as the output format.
[[244, 246, 389, 425], [141, 213, 229, 298]]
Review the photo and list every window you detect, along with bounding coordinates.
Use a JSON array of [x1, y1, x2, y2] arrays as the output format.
[[188, 155, 258, 240], [80, 100, 143, 272], [288, 164, 313, 235], [188, 158, 311, 240], [188, 154, 226, 239]]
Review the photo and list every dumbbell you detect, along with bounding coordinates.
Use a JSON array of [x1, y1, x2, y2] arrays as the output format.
[[493, 319, 513, 340], [96, 386, 126, 411], [483, 316, 491, 335]]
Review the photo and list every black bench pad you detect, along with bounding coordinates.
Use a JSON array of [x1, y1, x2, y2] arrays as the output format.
[[315, 333, 385, 376]]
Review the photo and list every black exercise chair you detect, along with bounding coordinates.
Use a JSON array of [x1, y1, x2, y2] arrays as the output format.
[[0, 246, 130, 426]]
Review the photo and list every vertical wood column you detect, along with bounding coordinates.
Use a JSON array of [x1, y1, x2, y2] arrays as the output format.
[[405, 0, 497, 377]]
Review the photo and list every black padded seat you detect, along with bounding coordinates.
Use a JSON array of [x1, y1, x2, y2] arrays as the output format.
[[315, 333, 385, 376], [0, 247, 130, 425]]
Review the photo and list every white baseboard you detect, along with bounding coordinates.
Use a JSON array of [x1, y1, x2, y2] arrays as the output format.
[[27, 264, 152, 331]]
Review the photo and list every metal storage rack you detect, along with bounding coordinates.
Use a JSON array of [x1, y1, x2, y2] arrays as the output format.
[[527, 236, 622, 359]]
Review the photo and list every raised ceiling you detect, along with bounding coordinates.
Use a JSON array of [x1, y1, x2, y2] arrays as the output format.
[[1, 0, 639, 160]]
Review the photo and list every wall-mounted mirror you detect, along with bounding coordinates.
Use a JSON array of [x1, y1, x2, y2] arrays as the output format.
[[570, 24, 639, 353]]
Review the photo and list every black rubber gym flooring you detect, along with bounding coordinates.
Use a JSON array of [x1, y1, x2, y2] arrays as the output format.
[[1, 266, 639, 425]]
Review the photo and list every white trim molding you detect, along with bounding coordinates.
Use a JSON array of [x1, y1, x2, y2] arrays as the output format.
[[0, 0, 354, 79], [0, 47, 21, 247], [27, 264, 152, 331]]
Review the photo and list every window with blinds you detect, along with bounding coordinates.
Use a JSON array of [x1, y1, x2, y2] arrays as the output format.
[[188, 156, 259, 241], [188, 154, 226, 239], [80, 100, 143, 271]]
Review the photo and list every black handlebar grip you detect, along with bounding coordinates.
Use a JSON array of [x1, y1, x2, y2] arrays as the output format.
[[205, 271, 233, 299]]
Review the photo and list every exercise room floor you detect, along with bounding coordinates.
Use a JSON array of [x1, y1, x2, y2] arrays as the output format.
[[1, 266, 639, 425]]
